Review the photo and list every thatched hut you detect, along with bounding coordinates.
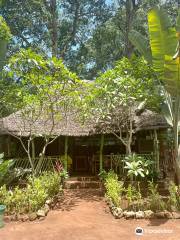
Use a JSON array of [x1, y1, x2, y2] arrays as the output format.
[[0, 108, 173, 178]]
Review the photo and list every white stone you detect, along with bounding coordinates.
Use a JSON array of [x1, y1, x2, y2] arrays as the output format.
[[124, 211, 135, 219], [144, 210, 154, 219], [135, 211, 144, 219], [37, 209, 46, 217], [112, 207, 123, 218], [45, 199, 52, 205]]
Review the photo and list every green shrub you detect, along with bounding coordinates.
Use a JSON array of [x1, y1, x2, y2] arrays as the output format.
[[0, 153, 31, 187], [0, 153, 14, 186], [0, 185, 28, 214], [0, 171, 62, 214], [98, 169, 107, 181], [59, 169, 69, 182], [124, 182, 144, 211], [104, 171, 124, 207], [28, 172, 60, 199], [123, 154, 153, 180], [147, 181, 166, 212], [0, 16, 11, 41], [168, 181, 180, 211]]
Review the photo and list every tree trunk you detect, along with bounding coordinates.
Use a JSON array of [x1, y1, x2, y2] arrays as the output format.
[[124, 0, 135, 57], [31, 138, 35, 160], [126, 143, 131, 155], [50, 0, 58, 57], [35, 144, 46, 175], [99, 134, 104, 172], [173, 96, 180, 184], [27, 151, 35, 174], [64, 136, 68, 171], [154, 129, 160, 173]]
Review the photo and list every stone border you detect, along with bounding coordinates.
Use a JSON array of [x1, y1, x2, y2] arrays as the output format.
[[106, 199, 180, 220], [4, 193, 64, 223]]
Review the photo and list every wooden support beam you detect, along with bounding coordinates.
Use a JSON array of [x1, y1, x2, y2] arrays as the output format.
[[31, 139, 35, 160], [154, 129, 160, 172], [64, 136, 68, 171], [99, 134, 104, 172]]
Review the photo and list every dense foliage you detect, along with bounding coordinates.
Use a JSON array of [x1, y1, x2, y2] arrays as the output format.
[[104, 171, 124, 207], [104, 171, 180, 212], [3, 49, 85, 174], [123, 154, 154, 179], [83, 57, 162, 154], [0, 16, 11, 41], [0, 172, 62, 214], [0, 0, 178, 78], [130, 7, 180, 183]]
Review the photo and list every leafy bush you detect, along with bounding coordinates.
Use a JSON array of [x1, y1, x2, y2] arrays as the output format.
[[0, 172, 62, 214], [104, 171, 124, 207], [0, 153, 14, 186], [125, 183, 143, 211], [147, 181, 166, 212], [59, 169, 69, 182], [123, 154, 153, 179], [98, 169, 107, 181], [0, 153, 31, 187], [168, 181, 180, 211], [0, 16, 11, 41]]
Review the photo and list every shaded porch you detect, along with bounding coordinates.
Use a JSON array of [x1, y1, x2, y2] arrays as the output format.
[[6, 129, 168, 176]]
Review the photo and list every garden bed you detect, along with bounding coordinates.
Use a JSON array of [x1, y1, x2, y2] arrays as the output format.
[[106, 198, 180, 220], [103, 171, 180, 220], [0, 171, 67, 222], [3, 193, 65, 222]]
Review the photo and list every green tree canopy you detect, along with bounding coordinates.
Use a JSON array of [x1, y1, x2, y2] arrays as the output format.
[[3, 48, 85, 174], [83, 57, 161, 154]]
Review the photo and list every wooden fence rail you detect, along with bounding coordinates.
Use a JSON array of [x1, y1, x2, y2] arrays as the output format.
[[12, 154, 155, 176], [13, 156, 62, 173]]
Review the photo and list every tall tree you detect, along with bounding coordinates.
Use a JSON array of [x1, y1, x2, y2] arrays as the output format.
[[129, 7, 180, 183], [4, 49, 85, 174], [0, 0, 110, 59], [83, 57, 161, 154], [0, 0, 178, 78], [0, 15, 12, 117]]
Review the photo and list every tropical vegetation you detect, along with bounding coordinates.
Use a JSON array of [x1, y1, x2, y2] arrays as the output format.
[[0, 1, 180, 222], [129, 7, 180, 183], [0, 172, 62, 215]]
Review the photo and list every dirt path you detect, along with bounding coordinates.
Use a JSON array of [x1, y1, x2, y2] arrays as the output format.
[[0, 189, 179, 240]]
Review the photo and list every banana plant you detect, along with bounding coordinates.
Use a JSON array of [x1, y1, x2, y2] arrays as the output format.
[[129, 7, 180, 183]]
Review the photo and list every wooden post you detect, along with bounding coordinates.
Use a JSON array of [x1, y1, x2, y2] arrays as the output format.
[[64, 136, 68, 171], [31, 139, 35, 161], [99, 134, 104, 173], [154, 129, 160, 172]]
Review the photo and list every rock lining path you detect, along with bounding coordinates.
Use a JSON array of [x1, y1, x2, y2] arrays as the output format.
[[0, 189, 179, 240]]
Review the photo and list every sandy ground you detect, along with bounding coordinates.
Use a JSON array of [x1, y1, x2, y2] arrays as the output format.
[[0, 189, 179, 240]]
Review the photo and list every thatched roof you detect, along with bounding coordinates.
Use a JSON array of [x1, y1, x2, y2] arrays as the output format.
[[0, 110, 95, 137], [0, 108, 169, 137], [135, 110, 170, 131]]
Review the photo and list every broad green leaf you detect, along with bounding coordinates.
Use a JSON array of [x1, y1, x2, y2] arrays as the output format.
[[164, 55, 180, 95], [176, 9, 180, 32], [129, 31, 152, 63], [148, 7, 165, 77]]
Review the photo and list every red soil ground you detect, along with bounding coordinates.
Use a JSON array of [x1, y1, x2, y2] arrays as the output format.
[[0, 189, 179, 240]]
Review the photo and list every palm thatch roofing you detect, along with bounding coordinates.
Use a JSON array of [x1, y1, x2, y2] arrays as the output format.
[[134, 110, 170, 131], [0, 107, 170, 137], [0, 110, 95, 137]]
